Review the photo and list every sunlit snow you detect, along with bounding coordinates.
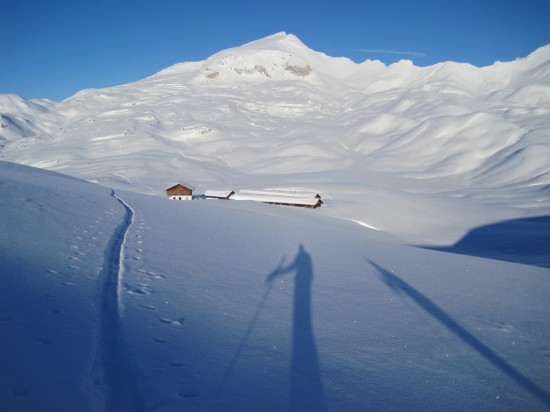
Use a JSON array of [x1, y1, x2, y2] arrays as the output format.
[[1, 33, 549, 411]]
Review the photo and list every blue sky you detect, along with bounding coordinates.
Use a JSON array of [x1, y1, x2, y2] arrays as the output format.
[[2, 0, 549, 101]]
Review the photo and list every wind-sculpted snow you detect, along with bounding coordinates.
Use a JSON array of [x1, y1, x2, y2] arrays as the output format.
[[0, 33, 549, 244], [0, 94, 58, 146]]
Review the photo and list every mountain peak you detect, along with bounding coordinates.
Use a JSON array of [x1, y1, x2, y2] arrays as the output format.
[[208, 32, 315, 60], [241, 32, 309, 51], [200, 32, 315, 81]]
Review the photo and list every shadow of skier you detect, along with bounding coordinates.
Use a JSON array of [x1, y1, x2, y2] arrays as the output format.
[[267, 245, 327, 412]]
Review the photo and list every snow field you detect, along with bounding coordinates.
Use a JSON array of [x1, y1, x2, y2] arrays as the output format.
[[1, 33, 548, 246], [116, 190, 549, 411], [0, 161, 549, 410]]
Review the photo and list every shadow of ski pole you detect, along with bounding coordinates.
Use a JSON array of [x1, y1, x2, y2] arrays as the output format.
[[368, 259, 550, 407], [216, 258, 283, 395]]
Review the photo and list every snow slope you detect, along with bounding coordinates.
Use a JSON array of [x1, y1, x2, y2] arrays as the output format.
[[1, 161, 549, 411], [0, 161, 126, 411], [1, 33, 549, 245]]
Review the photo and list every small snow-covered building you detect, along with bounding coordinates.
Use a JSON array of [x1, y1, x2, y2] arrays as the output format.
[[239, 189, 322, 200], [199, 188, 323, 208], [165, 183, 193, 200], [204, 190, 235, 200], [232, 192, 323, 209]]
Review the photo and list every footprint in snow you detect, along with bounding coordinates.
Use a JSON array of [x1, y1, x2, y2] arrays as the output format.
[[46, 270, 63, 278], [159, 316, 185, 326], [146, 271, 165, 279], [493, 320, 513, 333]]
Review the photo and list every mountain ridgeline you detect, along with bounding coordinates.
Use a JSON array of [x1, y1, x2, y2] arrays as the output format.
[[1, 32, 549, 244]]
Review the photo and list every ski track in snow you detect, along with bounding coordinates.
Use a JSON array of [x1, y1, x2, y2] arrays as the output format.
[[96, 189, 145, 411]]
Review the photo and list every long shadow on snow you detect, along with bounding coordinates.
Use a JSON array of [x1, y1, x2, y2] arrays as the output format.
[[267, 245, 327, 412], [368, 259, 550, 407], [219, 245, 326, 411], [418, 215, 550, 268]]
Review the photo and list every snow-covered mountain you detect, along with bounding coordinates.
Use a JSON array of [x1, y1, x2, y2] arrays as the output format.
[[1, 32, 549, 244], [1, 33, 549, 411]]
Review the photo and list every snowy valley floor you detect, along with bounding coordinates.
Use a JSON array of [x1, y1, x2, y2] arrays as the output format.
[[1, 161, 549, 411]]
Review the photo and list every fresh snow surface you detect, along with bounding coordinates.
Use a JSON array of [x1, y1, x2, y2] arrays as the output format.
[[1, 161, 549, 411], [1, 32, 549, 411], [1, 32, 549, 245]]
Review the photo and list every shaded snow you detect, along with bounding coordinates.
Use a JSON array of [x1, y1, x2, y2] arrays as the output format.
[[1, 161, 549, 411], [0, 162, 123, 411]]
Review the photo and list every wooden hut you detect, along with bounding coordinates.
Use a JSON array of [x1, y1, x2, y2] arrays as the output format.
[[165, 183, 193, 200]]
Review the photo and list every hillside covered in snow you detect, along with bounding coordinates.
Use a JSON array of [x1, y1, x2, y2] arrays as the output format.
[[1, 32, 550, 411], [1, 161, 549, 411], [1, 32, 549, 245]]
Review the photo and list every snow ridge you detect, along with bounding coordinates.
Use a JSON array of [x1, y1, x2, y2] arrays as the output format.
[[96, 189, 144, 411]]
